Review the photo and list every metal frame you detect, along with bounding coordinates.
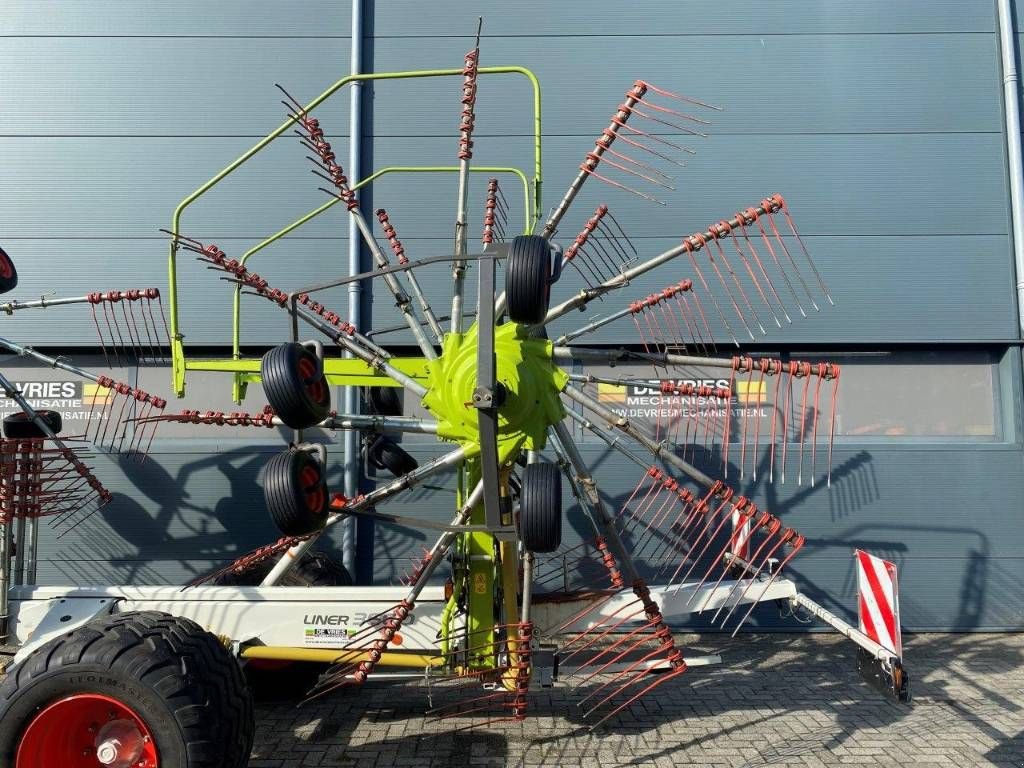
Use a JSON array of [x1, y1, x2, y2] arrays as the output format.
[[166, 65, 543, 400]]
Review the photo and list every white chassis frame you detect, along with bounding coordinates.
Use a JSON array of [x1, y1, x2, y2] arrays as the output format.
[[5, 568, 898, 677]]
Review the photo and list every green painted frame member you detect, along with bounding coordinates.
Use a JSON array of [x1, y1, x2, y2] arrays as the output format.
[[166, 64, 545, 677], [166, 65, 542, 400]]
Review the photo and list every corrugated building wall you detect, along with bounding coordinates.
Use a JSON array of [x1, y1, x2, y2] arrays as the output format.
[[0, 1, 1021, 630]]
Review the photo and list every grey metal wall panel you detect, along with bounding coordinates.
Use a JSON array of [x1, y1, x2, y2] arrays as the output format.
[[369, 33, 1001, 136], [370, 2, 996, 37], [0, 37, 352, 136], [0, 1, 1021, 635], [0, 2, 354, 36]]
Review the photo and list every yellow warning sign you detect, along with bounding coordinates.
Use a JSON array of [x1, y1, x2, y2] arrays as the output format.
[[82, 383, 112, 406], [735, 379, 767, 404]]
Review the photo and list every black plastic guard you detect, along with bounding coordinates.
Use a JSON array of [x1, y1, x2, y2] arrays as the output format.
[[857, 647, 912, 704]]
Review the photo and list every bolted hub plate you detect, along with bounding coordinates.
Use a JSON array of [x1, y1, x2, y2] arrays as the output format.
[[422, 322, 567, 451]]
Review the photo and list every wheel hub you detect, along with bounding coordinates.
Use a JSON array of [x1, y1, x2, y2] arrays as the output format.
[[16, 693, 158, 767], [422, 322, 567, 453]]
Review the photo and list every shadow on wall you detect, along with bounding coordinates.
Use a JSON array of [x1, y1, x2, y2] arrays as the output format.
[[50, 448, 296, 585], [47, 444, 438, 587], [540, 437, 1021, 632]]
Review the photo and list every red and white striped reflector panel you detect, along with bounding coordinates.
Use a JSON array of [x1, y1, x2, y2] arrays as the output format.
[[730, 510, 752, 560], [855, 549, 902, 657]]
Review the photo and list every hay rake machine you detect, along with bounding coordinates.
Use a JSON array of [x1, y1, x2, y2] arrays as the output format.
[[0, 26, 908, 768]]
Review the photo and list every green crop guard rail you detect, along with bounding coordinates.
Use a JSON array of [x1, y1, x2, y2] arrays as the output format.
[[166, 65, 543, 400]]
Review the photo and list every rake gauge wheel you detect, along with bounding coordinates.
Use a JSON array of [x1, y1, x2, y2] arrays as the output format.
[[261, 342, 331, 429], [0, 246, 18, 295], [505, 235, 553, 324], [263, 448, 329, 537], [0, 611, 254, 768], [366, 385, 403, 416], [367, 436, 419, 478], [518, 462, 562, 553], [213, 550, 352, 587], [3, 410, 62, 440]]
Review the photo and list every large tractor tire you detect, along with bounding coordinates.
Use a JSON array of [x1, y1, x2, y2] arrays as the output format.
[[0, 610, 254, 768]]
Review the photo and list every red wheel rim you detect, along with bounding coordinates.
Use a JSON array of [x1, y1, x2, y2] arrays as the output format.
[[0, 249, 12, 280], [17, 693, 159, 767], [297, 356, 326, 405], [300, 463, 325, 514]]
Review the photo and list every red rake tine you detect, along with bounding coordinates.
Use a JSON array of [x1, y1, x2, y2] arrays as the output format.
[[755, 213, 806, 318], [656, 484, 719, 558], [548, 588, 620, 636], [826, 365, 840, 487], [795, 362, 812, 486], [738, 210, 792, 324], [732, 216, 783, 328], [581, 641, 676, 718], [580, 164, 666, 205], [602, 144, 675, 184], [635, 94, 712, 127], [102, 302, 123, 367], [695, 232, 755, 341], [709, 222, 766, 336], [683, 239, 738, 346], [810, 363, 825, 487], [119, 299, 143, 359], [765, 359, 783, 482], [709, 515, 784, 624], [88, 300, 112, 368], [727, 228, 783, 330], [571, 616, 663, 689], [696, 509, 771, 614], [649, 501, 704, 579], [587, 664, 689, 730], [581, 623, 685, 715], [560, 603, 648, 665], [752, 362, 770, 482], [762, 198, 819, 312], [611, 115, 697, 155], [774, 194, 833, 305], [624, 102, 707, 138], [681, 497, 752, 603], [682, 289, 715, 353], [429, 687, 515, 717], [636, 80, 723, 112], [611, 130, 688, 168], [671, 493, 739, 591], [718, 527, 793, 629], [778, 362, 796, 484], [626, 482, 678, 558], [730, 534, 805, 636]]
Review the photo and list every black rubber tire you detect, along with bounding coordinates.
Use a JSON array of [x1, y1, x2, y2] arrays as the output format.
[[505, 235, 552, 324], [212, 550, 353, 587], [0, 247, 18, 296], [518, 462, 562, 553], [366, 386, 403, 416], [261, 342, 331, 429], [2, 410, 62, 439], [262, 448, 329, 537], [0, 610, 254, 768], [367, 436, 419, 478]]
